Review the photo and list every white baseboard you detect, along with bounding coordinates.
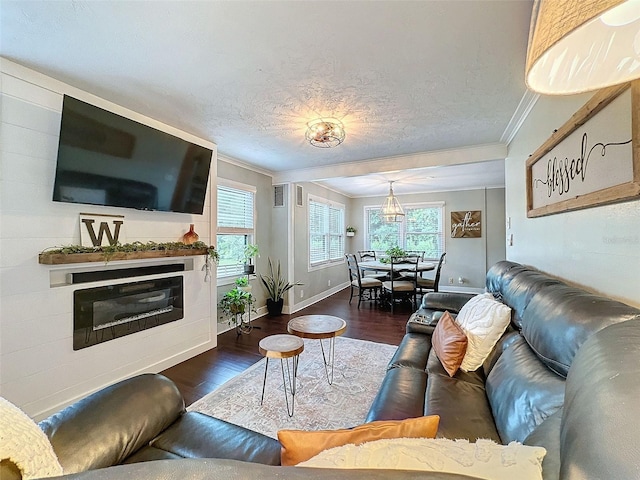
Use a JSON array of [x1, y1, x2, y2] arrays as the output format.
[[33, 338, 216, 421], [217, 307, 267, 334], [437, 286, 484, 294], [288, 282, 350, 313]]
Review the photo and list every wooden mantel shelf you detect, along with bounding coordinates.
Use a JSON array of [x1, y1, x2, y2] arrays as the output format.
[[39, 248, 208, 265]]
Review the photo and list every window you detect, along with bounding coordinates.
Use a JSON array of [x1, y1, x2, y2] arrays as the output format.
[[365, 203, 444, 259], [309, 196, 345, 267], [217, 181, 255, 278]]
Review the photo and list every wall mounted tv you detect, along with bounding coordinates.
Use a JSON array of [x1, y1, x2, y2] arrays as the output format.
[[53, 95, 213, 214]]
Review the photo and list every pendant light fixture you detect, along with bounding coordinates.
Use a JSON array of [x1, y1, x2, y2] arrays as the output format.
[[380, 181, 405, 222], [526, 0, 640, 95]]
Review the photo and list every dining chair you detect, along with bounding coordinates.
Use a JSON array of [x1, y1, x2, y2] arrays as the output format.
[[357, 250, 388, 281], [400, 251, 425, 279], [415, 252, 446, 297], [381, 255, 419, 314], [345, 254, 382, 309]]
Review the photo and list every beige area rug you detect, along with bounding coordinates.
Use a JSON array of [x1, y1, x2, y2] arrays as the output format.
[[188, 336, 397, 439]]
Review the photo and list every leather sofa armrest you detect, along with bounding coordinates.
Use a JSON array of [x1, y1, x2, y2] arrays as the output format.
[[406, 313, 438, 335], [420, 292, 476, 313], [39, 374, 184, 474]]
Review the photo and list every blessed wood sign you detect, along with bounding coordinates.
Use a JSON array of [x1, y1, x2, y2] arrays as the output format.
[[526, 81, 640, 218], [451, 211, 481, 238]]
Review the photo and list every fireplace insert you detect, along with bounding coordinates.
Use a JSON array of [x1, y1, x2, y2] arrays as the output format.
[[73, 276, 183, 350]]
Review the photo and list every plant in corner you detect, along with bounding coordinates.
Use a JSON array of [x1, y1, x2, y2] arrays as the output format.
[[259, 258, 303, 316], [240, 244, 259, 274]]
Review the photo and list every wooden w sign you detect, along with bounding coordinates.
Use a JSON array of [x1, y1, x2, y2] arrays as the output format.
[[80, 213, 126, 247]]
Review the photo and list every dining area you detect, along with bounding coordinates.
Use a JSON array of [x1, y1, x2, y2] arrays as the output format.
[[345, 249, 447, 314]]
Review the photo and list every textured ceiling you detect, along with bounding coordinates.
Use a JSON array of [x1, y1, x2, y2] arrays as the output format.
[[0, 0, 533, 196]]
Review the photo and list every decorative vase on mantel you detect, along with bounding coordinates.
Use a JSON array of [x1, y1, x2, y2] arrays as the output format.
[[182, 224, 199, 244]]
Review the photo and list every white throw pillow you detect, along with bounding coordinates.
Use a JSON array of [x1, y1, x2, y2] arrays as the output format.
[[455, 293, 512, 372], [0, 397, 63, 479], [299, 437, 546, 480]]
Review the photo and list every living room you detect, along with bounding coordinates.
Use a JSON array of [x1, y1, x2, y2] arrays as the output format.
[[1, 1, 639, 477]]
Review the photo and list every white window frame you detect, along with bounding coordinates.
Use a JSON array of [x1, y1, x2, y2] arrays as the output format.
[[308, 194, 345, 271], [363, 202, 445, 260], [216, 179, 256, 283]]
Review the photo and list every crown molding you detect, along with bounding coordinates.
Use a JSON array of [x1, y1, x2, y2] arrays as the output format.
[[500, 89, 540, 146], [217, 153, 274, 177]]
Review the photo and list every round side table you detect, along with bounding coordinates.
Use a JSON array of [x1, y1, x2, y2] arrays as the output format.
[[287, 315, 346, 385], [258, 334, 304, 417]]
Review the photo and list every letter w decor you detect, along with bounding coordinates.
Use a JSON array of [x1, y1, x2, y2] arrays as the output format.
[[526, 80, 640, 218], [80, 213, 126, 247]]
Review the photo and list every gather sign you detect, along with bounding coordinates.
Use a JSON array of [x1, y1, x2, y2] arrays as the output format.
[[451, 211, 481, 238]]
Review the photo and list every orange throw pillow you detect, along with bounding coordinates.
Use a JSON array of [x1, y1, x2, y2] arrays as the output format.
[[432, 311, 468, 377], [278, 415, 440, 466]]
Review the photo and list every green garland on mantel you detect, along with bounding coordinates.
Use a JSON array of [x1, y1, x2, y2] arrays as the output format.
[[41, 240, 220, 263]]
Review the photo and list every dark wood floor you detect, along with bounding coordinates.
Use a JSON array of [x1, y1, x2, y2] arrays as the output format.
[[160, 288, 416, 406]]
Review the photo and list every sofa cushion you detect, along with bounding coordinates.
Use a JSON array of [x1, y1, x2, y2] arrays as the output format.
[[499, 270, 563, 328], [39, 374, 184, 474], [387, 332, 431, 370], [561, 319, 640, 480], [0, 396, 63, 479], [299, 437, 546, 480], [454, 293, 512, 372], [150, 412, 281, 465], [485, 261, 530, 297], [524, 408, 562, 480], [278, 416, 440, 466], [47, 457, 483, 480], [521, 284, 640, 377], [431, 311, 467, 377], [365, 367, 427, 423], [485, 336, 565, 444], [122, 446, 182, 464], [425, 351, 500, 443]]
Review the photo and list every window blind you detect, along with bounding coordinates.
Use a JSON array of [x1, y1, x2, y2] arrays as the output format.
[[309, 198, 344, 265], [217, 184, 255, 278], [217, 185, 254, 234]]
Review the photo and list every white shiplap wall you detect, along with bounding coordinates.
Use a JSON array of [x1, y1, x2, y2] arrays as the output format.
[[0, 60, 218, 419]]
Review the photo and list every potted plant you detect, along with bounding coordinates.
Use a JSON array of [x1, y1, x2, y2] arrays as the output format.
[[381, 246, 409, 263], [259, 258, 303, 316], [235, 276, 251, 292], [218, 287, 253, 321], [346, 226, 357, 237], [241, 244, 259, 274]]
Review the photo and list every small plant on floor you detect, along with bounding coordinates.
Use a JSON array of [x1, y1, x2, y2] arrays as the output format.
[[218, 287, 254, 324], [259, 258, 303, 316]]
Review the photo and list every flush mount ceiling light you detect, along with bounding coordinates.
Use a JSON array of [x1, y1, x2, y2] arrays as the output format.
[[305, 118, 345, 148], [380, 181, 405, 222], [526, 0, 640, 95]]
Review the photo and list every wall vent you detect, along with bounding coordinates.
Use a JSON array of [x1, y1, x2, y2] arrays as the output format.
[[273, 184, 285, 207], [296, 185, 304, 207]]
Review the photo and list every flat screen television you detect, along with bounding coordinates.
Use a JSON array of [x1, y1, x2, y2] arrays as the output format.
[[53, 95, 213, 214]]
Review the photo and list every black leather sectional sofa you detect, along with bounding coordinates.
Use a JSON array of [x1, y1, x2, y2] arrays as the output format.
[[367, 260, 640, 479], [4, 261, 640, 480]]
